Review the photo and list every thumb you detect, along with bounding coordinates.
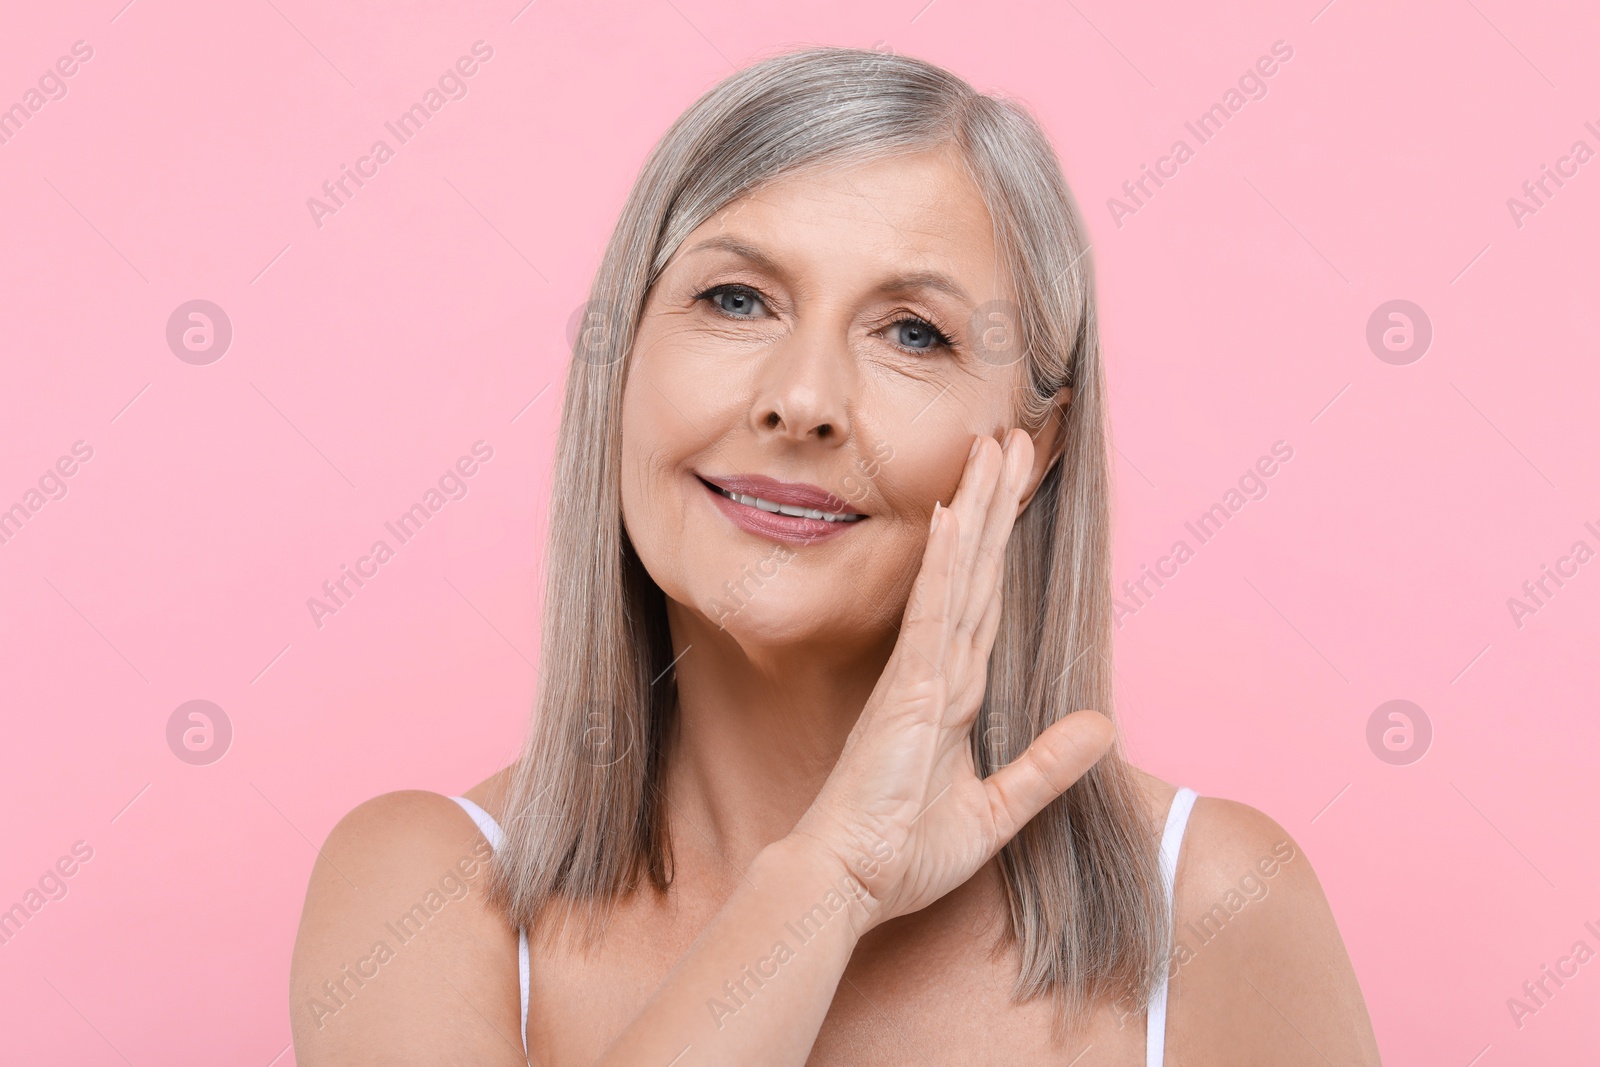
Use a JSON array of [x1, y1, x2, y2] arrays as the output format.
[[983, 709, 1116, 842]]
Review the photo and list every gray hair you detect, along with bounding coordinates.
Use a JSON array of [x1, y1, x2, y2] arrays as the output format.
[[487, 43, 1167, 1030]]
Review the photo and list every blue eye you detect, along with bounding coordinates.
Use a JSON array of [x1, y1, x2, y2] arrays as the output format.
[[891, 317, 953, 352], [698, 284, 766, 317], [694, 284, 958, 355]]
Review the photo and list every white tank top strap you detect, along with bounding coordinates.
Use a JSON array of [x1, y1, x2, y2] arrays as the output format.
[[1145, 786, 1199, 1067], [449, 795, 530, 1061]]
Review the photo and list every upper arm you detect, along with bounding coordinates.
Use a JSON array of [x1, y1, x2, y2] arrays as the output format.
[[1167, 797, 1382, 1066], [289, 790, 528, 1067]]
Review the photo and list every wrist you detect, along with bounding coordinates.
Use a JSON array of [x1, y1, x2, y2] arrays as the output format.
[[758, 832, 885, 944]]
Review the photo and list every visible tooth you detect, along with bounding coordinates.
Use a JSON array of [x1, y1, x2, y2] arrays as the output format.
[[715, 482, 860, 522]]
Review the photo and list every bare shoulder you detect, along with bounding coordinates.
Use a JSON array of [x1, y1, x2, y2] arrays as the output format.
[[1159, 789, 1382, 1065], [288, 785, 527, 1066]]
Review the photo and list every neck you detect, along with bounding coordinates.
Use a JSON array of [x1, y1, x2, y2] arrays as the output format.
[[660, 597, 896, 873]]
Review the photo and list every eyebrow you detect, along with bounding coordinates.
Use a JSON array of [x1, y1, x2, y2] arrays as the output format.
[[683, 234, 974, 306]]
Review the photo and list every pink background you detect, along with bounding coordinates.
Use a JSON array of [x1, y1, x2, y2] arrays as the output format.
[[2, 0, 1596, 1062]]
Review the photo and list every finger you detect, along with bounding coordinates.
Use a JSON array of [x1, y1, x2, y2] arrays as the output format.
[[947, 569, 1005, 735], [944, 434, 1007, 637], [972, 578, 1004, 670], [982, 709, 1115, 844], [955, 430, 1031, 646], [891, 502, 961, 690]]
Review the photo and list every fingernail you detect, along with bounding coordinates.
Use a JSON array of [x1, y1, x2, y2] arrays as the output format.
[[930, 501, 943, 533], [968, 436, 981, 462]]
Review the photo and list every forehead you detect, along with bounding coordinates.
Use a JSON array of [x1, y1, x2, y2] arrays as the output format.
[[670, 147, 1007, 299]]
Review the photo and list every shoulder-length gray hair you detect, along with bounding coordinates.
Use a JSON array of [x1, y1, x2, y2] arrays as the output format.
[[487, 44, 1167, 1029]]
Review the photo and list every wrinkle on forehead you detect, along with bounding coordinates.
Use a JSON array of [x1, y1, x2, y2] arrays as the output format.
[[669, 149, 1009, 306]]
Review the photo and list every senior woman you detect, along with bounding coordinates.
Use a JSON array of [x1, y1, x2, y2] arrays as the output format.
[[291, 45, 1380, 1066]]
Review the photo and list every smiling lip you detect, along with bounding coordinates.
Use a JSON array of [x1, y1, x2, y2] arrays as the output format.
[[698, 474, 863, 517], [697, 473, 868, 546]]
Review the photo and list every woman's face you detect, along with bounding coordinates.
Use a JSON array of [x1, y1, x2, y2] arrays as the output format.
[[619, 146, 1058, 651]]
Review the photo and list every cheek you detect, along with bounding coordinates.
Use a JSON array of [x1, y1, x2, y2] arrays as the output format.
[[835, 432, 961, 589], [618, 377, 679, 570], [862, 410, 988, 521], [617, 353, 742, 606]]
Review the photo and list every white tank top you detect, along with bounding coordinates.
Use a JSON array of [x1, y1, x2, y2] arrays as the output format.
[[450, 785, 1199, 1064]]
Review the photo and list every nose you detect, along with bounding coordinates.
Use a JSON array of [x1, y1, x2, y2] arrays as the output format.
[[748, 321, 855, 446]]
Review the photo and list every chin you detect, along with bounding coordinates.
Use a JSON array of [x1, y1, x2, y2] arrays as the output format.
[[704, 588, 885, 656], [703, 595, 809, 644]]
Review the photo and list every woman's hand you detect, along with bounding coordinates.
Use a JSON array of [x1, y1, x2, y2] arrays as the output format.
[[791, 429, 1115, 932], [574, 429, 1117, 1067]]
